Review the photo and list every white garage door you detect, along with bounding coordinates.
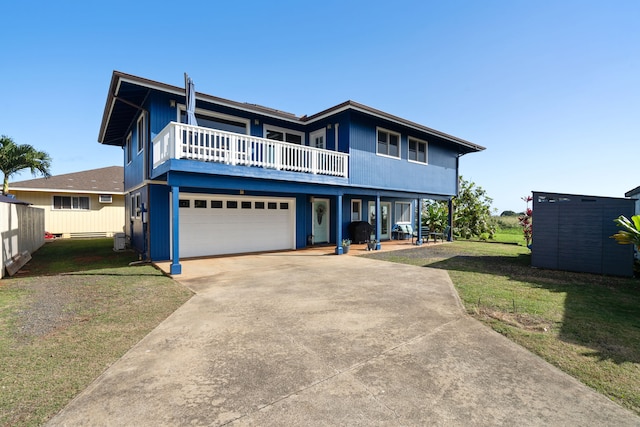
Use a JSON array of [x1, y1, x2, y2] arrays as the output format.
[[177, 194, 296, 258]]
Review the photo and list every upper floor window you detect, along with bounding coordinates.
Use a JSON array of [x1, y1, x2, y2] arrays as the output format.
[[377, 128, 400, 158], [265, 125, 304, 145], [180, 110, 248, 134], [137, 114, 146, 153], [53, 196, 89, 210], [310, 128, 326, 149], [408, 138, 428, 164], [126, 132, 132, 164]]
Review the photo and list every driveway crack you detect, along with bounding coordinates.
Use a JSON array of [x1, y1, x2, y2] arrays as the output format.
[[223, 316, 464, 424]]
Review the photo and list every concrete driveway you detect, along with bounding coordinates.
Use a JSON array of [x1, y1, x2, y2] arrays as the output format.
[[48, 252, 639, 426]]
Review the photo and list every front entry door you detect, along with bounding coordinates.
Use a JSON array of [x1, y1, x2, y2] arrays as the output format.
[[313, 199, 330, 243], [369, 201, 392, 240]]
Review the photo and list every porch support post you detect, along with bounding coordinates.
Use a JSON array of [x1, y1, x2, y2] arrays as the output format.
[[447, 198, 454, 242], [170, 186, 182, 275], [375, 194, 382, 250], [416, 198, 423, 245], [335, 193, 344, 255]]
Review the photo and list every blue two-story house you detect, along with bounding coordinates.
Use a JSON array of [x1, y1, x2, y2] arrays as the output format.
[[98, 71, 484, 274]]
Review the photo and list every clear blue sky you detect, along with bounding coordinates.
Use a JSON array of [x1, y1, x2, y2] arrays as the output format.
[[2, 0, 638, 213]]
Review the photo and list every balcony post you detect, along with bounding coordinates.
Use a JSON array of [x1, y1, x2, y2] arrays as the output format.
[[276, 144, 282, 170], [229, 134, 237, 165], [173, 123, 181, 160], [312, 150, 318, 174]]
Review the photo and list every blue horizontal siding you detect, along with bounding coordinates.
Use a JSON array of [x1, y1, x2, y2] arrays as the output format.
[[146, 91, 461, 197], [348, 113, 458, 196]]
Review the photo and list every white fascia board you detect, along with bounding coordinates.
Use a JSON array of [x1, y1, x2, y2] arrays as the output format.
[[11, 188, 125, 195]]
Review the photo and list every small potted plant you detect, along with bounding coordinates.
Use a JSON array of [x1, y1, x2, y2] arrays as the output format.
[[341, 238, 351, 254]]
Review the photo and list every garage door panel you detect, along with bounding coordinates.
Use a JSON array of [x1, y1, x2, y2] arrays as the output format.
[[178, 194, 295, 258]]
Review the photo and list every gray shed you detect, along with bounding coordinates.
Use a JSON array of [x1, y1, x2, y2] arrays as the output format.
[[531, 191, 635, 277], [626, 185, 640, 215]]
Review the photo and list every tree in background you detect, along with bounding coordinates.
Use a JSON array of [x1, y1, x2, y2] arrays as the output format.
[[453, 176, 495, 239], [0, 135, 52, 195], [500, 210, 517, 216], [421, 199, 448, 232]]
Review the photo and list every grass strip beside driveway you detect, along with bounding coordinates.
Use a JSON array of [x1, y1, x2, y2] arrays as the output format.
[[0, 239, 193, 427], [363, 241, 640, 415]]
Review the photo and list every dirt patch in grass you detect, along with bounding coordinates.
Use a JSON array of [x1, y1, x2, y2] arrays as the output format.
[[477, 308, 555, 333], [0, 239, 193, 427]]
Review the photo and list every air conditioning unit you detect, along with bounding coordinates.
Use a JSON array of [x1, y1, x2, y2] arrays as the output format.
[[113, 233, 126, 251]]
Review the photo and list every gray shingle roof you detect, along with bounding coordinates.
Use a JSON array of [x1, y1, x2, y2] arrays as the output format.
[[9, 166, 124, 194]]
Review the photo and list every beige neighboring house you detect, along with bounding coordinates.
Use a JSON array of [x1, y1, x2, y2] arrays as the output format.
[[9, 166, 125, 238]]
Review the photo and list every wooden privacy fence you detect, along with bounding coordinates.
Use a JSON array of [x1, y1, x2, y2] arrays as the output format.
[[1, 202, 44, 278]]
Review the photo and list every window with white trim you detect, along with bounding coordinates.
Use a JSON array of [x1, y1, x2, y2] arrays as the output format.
[[135, 193, 141, 218], [130, 194, 136, 218], [408, 137, 428, 164], [137, 114, 146, 153], [351, 199, 362, 221], [396, 202, 411, 223], [53, 196, 90, 210], [265, 125, 304, 145], [309, 128, 326, 149], [126, 132, 132, 164], [99, 195, 112, 203], [179, 109, 249, 134], [377, 128, 400, 158]]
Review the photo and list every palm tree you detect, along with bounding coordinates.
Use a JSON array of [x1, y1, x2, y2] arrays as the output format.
[[0, 135, 52, 195]]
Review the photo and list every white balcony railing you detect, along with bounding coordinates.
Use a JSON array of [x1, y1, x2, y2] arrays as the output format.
[[152, 122, 348, 178]]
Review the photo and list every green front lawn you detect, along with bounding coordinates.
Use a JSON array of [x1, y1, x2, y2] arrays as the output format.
[[0, 239, 193, 427], [363, 241, 640, 415]]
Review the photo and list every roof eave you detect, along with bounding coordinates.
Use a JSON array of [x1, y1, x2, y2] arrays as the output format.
[[10, 187, 125, 195], [303, 100, 485, 153], [625, 185, 640, 198], [98, 71, 485, 153], [98, 71, 304, 146]]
